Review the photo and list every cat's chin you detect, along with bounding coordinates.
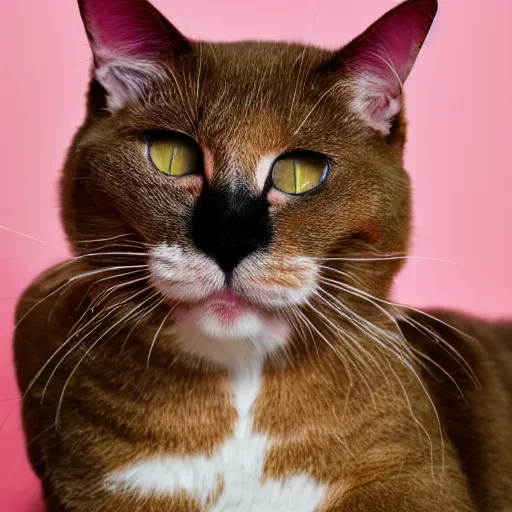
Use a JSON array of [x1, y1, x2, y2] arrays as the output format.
[[166, 291, 291, 369]]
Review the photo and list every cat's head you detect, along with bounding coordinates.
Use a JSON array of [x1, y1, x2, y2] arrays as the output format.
[[62, 0, 437, 367]]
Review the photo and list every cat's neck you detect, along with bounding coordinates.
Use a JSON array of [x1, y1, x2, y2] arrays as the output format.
[[105, 309, 404, 381]]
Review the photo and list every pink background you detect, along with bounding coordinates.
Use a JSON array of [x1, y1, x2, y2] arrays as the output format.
[[1, 0, 511, 509]]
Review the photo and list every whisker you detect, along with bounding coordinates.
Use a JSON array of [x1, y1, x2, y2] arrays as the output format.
[[79, 240, 150, 256], [318, 278, 452, 382], [288, 306, 314, 354], [167, 66, 195, 128], [76, 269, 147, 310], [291, 307, 323, 362], [289, 46, 308, 121], [316, 255, 456, 265], [318, 277, 475, 392], [408, 343, 468, 402], [315, 279, 451, 470], [195, 41, 203, 107], [308, 296, 371, 356], [118, 296, 163, 355], [73, 251, 149, 259], [319, 277, 409, 346], [146, 304, 175, 368], [37, 307, 115, 402], [340, 282, 480, 346], [293, 80, 343, 136], [305, 299, 378, 410], [54, 290, 159, 427], [300, 301, 355, 391], [51, 269, 147, 323], [316, 264, 367, 287], [74, 233, 136, 245], [386, 360, 438, 478], [397, 313, 479, 388], [27, 276, 150, 401], [315, 296, 416, 404], [0, 223, 50, 243], [315, 288, 397, 373], [15, 265, 147, 329]]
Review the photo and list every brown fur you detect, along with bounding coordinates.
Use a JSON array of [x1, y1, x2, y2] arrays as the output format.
[[13, 4, 512, 512]]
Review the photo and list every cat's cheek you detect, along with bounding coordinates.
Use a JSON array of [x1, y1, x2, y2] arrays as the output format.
[[358, 220, 381, 245], [174, 175, 204, 196], [232, 255, 319, 309], [148, 244, 225, 302], [88, 185, 115, 210]]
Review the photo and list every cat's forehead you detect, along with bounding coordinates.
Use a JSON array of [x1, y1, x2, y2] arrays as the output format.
[[194, 42, 331, 122], [201, 41, 329, 82], [152, 41, 345, 174]]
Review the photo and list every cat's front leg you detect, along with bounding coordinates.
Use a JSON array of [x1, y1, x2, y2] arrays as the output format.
[[322, 477, 476, 512]]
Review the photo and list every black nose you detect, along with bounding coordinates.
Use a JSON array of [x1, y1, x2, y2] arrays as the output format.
[[190, 186, 273, 276]]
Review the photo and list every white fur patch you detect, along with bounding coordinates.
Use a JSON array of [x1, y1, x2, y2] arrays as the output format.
[[168, 311, 290, 372], [255, 153, 278, 192], [149, 244, 225, 302], [105, 364, 327, 511]]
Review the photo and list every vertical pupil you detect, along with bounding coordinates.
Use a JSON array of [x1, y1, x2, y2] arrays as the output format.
[[293, 159, 300, 194], [170, 146, 177, 174]]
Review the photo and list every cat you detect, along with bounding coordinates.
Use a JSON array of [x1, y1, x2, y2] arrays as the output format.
[[13, 0, 512, 510]]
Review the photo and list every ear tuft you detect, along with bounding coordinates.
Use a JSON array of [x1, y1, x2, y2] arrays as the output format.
[[328, 0, 438, 135], [78, 0, 191, 111]]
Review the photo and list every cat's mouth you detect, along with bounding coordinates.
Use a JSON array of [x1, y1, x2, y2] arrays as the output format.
[[176, 289, 264, 325], [149, 245, 315, 345], [170, 288, 291, 343], [200, 289, 254, 323]]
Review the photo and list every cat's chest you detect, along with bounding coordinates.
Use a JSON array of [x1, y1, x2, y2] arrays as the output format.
[[104, 367, 328, 511]]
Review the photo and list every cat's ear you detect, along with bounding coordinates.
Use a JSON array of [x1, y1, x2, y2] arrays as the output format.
[[78, 0, 191, 111], [325, 0, 438, 135]]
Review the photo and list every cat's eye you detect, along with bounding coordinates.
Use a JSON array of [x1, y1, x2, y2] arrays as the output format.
[[271, 152, 329, 195], [146, 133, 202, 177]]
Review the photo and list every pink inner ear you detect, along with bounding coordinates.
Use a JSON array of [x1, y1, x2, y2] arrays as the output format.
[[346, 0, 438, 88], [80, 0, 185, 60]]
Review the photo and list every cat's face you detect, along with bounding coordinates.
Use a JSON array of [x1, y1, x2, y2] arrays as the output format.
[[63, 0, 436, 366]]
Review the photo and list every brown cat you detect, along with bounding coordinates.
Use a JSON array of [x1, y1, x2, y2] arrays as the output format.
[[14, 0, 512, 510]]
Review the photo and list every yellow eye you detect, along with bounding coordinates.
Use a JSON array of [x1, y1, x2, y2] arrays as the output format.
[[271, 153, 329, 195], [147, 134, 202, 176]]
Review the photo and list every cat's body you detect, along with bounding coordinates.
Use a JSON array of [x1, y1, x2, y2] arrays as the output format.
[[14, 0, 512, 510], [15, 261, 512, 511]]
